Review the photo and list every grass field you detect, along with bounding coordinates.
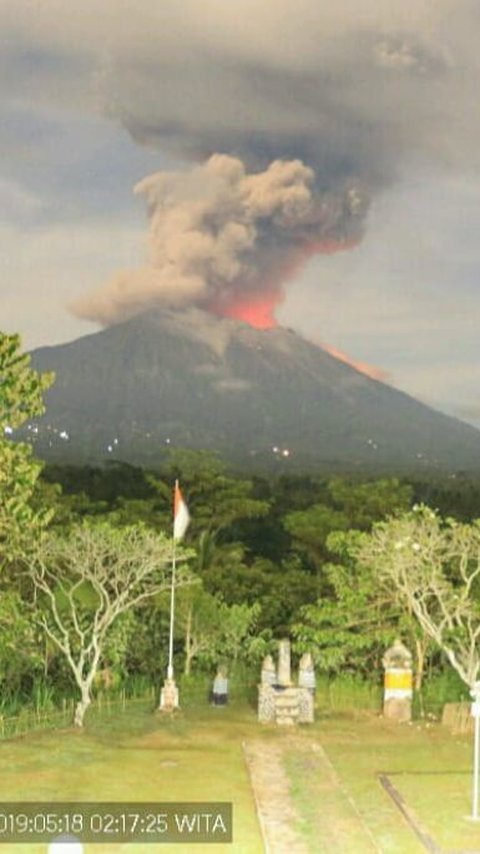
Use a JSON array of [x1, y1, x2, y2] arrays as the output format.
[[1, 697, 480, 852], [285, 710, 480, 853], [0, 699, 264, 854]]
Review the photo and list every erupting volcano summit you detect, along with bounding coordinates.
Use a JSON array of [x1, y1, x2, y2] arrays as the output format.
[[23, 307, 480, 473], [72, 155, 366, 333]]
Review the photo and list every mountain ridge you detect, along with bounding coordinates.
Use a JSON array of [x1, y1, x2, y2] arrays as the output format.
[[22, 308, 480, 473]]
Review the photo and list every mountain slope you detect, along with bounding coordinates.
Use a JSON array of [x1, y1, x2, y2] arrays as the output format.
[[22, 308, 480, 472]]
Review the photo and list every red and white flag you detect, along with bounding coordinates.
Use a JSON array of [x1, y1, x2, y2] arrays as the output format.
[[173, 480, 190, 541]]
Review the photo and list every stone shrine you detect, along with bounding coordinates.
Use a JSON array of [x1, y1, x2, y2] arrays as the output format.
[[258, 640, 315, 725], [382, 638, 412, 722]]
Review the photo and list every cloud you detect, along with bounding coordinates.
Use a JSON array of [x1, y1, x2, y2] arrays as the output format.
[[390, 362, 480, 426], [71, 154, 365, 325], [2, 1, 480, 184], [0, 220, 142, 348], [0, 178, 44, 222], [2, 1, 480, 426], [3, 2, 480, 285], [4, 2, 480, 326]]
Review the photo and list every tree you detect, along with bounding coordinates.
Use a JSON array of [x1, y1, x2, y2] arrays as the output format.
[[156, 449, 270, 537], [354, 506, 480, 688], [327, 477, 413, 529], [292, 530, 430, 684], [25, 521, 193, 726], [175, 586, 223, 675], [218, 601, 262, 666], [0, 332, 54, 562], [0, 590, 44, 693], [173, 584, 266, 675], [284, 503, 348, 569], [284, 477, 412, 570]]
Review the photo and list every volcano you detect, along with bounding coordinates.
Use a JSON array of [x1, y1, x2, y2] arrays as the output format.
[[22, 307, 480, 472]]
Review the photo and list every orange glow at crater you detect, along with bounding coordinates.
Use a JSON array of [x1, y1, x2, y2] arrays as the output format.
[[206, 235, 360, 330], [208, 290, 281, 329]]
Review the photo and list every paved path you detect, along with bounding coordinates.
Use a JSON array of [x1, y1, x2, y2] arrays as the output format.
[[243, 738, 309, 853], [244, 734, 381, 853]]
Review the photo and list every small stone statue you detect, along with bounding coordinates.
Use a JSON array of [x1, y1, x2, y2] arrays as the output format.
[[261, 655, 276, 686], [298, 652, 316, 695], [382, 638, 412, 670]]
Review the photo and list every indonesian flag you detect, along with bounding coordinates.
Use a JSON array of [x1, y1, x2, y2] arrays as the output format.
[[173, 480, 190, 541]]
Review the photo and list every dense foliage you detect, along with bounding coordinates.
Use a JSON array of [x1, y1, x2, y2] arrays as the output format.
[[0, 333, 53, 561], [37, 454, 480, 689], [3, 329, 480, 718]]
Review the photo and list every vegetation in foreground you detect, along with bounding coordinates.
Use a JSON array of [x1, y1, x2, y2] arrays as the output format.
[[2, 329, 480, 728], [2, 330, 480, 852]]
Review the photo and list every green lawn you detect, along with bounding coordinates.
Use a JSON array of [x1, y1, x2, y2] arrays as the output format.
[[2, 699, 480, 853], [0, 700, 264, 854], [284, 710, 480, 853]]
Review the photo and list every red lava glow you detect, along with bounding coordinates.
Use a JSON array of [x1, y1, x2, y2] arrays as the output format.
[[208, 291, 280, 329], [207, 237, 361, 330], [323, 343, 388, 382]]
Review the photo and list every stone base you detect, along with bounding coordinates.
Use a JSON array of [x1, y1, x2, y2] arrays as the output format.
[[383, 697, 411, 722], [158, 678, 179, 712], [275, 687, 299, 726], [258, 684, 314, 725], [298, 687, 315, 723], [258, 684, 275, 723]]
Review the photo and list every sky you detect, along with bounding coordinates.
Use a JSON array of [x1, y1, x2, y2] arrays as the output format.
[[1, 1, 480, 428]]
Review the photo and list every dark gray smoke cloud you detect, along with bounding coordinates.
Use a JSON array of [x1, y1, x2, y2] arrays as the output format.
[[4, 2, 479, 180], [3, 1, 480, 322], [97, 1, 479, 184]]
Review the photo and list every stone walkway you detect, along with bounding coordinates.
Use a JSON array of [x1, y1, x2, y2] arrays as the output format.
[[243, 735, 381, 853], [243, 738, 309, 853]]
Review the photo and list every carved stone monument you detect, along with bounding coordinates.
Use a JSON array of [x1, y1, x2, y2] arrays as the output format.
[[382, 638, 412, 722], [277, 639, 292, 686], [258, 641, 315, 725]]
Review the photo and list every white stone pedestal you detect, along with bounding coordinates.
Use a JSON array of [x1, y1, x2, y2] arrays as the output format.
[[158, 678, 179, 712]]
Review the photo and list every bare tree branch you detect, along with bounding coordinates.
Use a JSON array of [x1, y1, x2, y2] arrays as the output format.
[[25, 521, 194, 726], [355, 507, 480, 688]]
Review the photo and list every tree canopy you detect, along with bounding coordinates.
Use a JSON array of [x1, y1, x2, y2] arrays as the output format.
[[353, 506, 480, 687], [25, 520, 193, 725], [0, 332, 54, 562]]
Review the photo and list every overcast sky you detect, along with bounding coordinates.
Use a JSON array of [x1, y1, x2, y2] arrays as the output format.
[[1, 1, 480, 427]]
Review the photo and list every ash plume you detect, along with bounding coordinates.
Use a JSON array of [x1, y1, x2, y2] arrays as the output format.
[[72, 155, 366, 326], [7, 1, 479, 327]]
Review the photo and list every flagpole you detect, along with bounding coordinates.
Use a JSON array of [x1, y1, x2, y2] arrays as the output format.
[[159, 479, 188, 711], [167, 534, 177, 680]]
